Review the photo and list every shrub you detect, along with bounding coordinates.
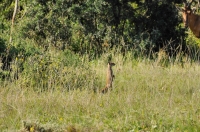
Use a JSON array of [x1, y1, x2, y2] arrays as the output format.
[[20, 50, 100, 91]]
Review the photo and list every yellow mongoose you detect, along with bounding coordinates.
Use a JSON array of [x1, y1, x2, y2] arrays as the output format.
[[101, 62, 115, 93]]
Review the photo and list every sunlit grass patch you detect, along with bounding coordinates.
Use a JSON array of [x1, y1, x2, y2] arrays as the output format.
[[1, 52, 200, 131]]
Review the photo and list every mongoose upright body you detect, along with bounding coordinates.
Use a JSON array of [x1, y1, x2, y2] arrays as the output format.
[[101, 62, 115, 93]]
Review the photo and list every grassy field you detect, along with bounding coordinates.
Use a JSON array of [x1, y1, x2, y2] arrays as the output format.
[[1, 52, 200, 131]]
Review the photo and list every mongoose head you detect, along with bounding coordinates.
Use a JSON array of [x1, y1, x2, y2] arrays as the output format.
[[108, 62, 115, 67]]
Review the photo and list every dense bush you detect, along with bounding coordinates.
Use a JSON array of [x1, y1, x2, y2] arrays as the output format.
[[2, 0, 187, 55], [1, 0, 200, 85], [20, 50, 100, 91]]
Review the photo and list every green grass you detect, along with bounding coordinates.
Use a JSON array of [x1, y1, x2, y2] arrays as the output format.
[[1, 52, 200, 131]]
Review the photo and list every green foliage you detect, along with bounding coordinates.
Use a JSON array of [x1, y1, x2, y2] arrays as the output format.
[[185, 25, 200, 48], [0, 0, 13, 20], [12, 0, 186, 55], [0, 38, 6, 54], [11, 0, 68, 52], [134, 1, 186, 53], [0, 0, 198, 83], [20, 50, 99, 91]]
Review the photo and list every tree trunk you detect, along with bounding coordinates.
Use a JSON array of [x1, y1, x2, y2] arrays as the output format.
[[10, 0, 18, 43]]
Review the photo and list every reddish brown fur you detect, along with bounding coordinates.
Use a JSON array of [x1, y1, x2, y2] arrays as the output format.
[[101, 62, 115, 93], [181, 2, 200, 38]]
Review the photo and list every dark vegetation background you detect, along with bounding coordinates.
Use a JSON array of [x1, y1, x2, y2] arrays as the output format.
[[0, 0, 199, 86]]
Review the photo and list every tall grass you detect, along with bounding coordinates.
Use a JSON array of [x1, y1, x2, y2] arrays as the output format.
[[1, 49, 200, 131]]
